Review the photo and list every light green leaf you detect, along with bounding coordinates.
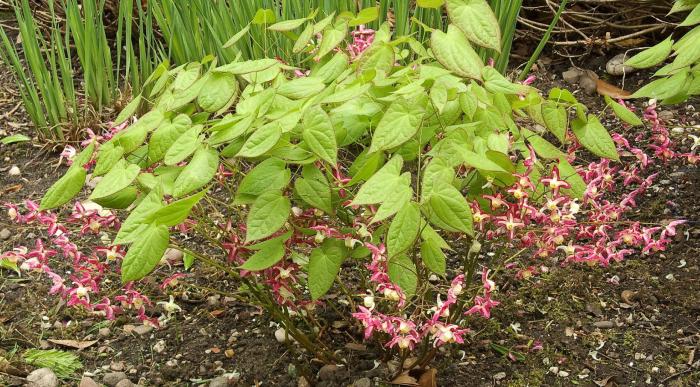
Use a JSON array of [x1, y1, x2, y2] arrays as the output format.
[[302, 105, 337, 165], [236, 122, 282, 158], [293, 23, 314, 53], [208, 114, 255, 145], [114, 95, 142, 125], [172, 146, 219, 197], [223, 23, 251, 48], [369, 98, 425, 153], [148, 114, 192, 162], [421, 223, 451, 250], [348, 149, 384, 185], [387, 203, 421, 258], [604, 96, 642, 126], [446, 0, 501, 51], [1, 134, 31, 144], [295, 164, 333, 213], [387, 254, 417, 297], [357, 42, 395, 75], [308, 238, 348, 300], [114, 187, 164, 245], [240, 238, 285, 271], [277, 77, 326, 99], [680, 5, 700, 26], [93, 143, 125, 176], [90, 160, 141, 200], [417, 0, 445, 7], [39, 166, 86, 210], [92, 186, 137, 209], [164, 125, 202, 165], [349, 6, 379, 27], [268, 17, 307, 31], [246, 190, 291, 242], [571, 115, 619, 161], [557, 157, 586, 200], [121, 224, 169, 282], [252, 8, 276, 24], [670, 0, 700, 14], [630, 70, 689, 100], [373, 175, 412, 223], [421, 157, 454, 200], [183, 252, 195, 270], [144, 190, 206, 226], [424, 182, 473, 235], [322, 83, 371, 104], [112, 110, 165, 153], [312, 51, 350, 84], [314, 21, 347, 61], [431, 25, 484, 79], [420, 239, 446, 275], [624, 36, 673, 69], [197, 72, 238, 113], [352, 155, 403, 205], [520, 128, 567, 159], [462, 150, 508, 172], [235, 158, 291, 204], [482, 66, 528, 94], [542, 101, 568, 143], [215, 59, 279, 75]]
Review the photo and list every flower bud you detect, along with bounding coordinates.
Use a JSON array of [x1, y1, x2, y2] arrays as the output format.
[[384, 288, 400, 302], [314, 232, 325, 244], [363, 295, 375, 309], [469, 240, 482, 254]]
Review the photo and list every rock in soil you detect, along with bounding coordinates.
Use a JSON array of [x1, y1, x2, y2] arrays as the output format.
[[352, 377, 372, 387], [114, 380, 135, 387], [26, 368, 59, 387], [79, 376, 101, 387], [103, 371, 129, 386], [0, 228, 10, 240], [318, 364, 340, 381], [208, 375, 238, 387], [606, 53, 636, 76], [594, 320, 615, 329]]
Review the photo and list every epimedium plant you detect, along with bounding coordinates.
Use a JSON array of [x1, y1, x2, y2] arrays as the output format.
[[27, 0, 682, 373], [625, 0, 700, 103]]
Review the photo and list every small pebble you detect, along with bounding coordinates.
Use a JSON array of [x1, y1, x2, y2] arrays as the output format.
[[79, 376, 100, 387], [0, 228, 11, 240], [26, 368, 58, 387], [593, 320, 614, 329], [8, 165, 20, 176], [103, 371, 129, 387], [353, 377, 372, 387]]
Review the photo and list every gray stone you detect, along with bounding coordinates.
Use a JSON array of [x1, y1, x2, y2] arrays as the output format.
[[208, 375, 238, 387], [26, 368, 58, 387], [562, 68, 582, 84], [606, 53, 636, 76], [114, 380, 134, 387], [103, 371, 129, 387], [0, 228, 10, 240], [98, 327, 111, 337], [353, 377, 372, 387], [318, 364, 339, 381], [79, 376, 102, 387]]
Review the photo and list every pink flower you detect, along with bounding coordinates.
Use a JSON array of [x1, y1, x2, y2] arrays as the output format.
[[465, 293, 500, 319]]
